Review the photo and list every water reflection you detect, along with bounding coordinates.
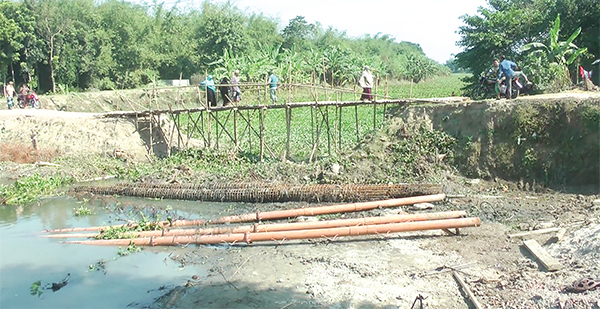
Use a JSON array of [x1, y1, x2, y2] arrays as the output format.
[[0, 196, 246, 308]]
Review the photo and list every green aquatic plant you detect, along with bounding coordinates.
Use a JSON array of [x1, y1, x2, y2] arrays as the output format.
[[73, 206, 92, 216], [0, 173, 74, 205], [118, 242, 142, 257], [30, 281, 44, 297]]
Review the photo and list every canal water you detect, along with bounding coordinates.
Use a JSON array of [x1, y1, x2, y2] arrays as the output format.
[[0, 195, 251, 308]]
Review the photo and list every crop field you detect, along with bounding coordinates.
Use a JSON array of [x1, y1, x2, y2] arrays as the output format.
[[174, 74, 469, 161]]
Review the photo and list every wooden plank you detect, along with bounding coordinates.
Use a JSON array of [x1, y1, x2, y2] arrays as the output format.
[[523, 239, 562, 271], [546, 228, 567, 244], [508, 227, 562, 238], [452, 270, 483, 309]]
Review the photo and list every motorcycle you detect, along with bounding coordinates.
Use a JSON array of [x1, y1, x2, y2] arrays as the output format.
[[475, 75, 498, 100], [498, 76, 524, 100], [17, 91, 41, 109]]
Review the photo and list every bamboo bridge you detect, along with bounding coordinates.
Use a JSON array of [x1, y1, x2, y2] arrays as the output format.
[[96, 83, 468, 161]]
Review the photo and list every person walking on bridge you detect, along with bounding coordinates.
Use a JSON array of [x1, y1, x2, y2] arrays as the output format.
[[231, 70, 241, 103], [268, 71, 278, 104], [199, 75, 216, 107], [359, 66, 374, 101]]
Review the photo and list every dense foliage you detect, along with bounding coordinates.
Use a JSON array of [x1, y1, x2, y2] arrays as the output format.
[[455, 0, 599, 93], [0, 0, 448, 93]]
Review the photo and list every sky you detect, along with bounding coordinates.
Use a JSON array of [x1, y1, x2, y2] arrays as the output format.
[[138, 0, 489, 64]]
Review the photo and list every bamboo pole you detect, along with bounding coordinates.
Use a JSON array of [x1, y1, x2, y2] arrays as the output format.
[[148, 112, 153, 155], [65, 217, 481, 246], [453, 270, 483, 309], [338, 105, 343, 150], [373, 103, 376, 130], [285, 105, 291, 159], [325, 105, 331, 156], [259, 107, 265, 162], [385, 75, 388, 99], [233, 107, 239, 153], [44, 211, 467, 239], [355, 105, 359, 143], [44, 194, 446, 233]]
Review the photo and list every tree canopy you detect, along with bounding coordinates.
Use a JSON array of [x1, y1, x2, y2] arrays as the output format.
[[455, 0, 599, 92], [1, 0, 446, 93]]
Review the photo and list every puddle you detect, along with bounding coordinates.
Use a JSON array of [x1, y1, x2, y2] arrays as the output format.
[[0, 196, 249, 308]]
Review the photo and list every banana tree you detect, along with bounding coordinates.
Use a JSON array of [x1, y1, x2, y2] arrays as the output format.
[[520, 14, 588, 67]]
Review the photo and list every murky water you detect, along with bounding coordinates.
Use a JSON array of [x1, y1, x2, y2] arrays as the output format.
[[0, 196, 250, 308]]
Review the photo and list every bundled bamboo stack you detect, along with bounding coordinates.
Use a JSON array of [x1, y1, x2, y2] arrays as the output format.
[[44, 194, 482, 246], [71, 182, 443, 203]]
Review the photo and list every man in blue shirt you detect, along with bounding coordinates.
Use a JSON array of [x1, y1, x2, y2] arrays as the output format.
[[497, 55, 532, 99], [268, 71, 278, 104]]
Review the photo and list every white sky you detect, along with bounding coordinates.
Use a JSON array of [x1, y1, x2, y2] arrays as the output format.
[[139, 0, 489, 63]]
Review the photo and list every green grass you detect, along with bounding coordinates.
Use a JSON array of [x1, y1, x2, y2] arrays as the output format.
[[386, 73, 469, 99], [173, 74, 468, 161]]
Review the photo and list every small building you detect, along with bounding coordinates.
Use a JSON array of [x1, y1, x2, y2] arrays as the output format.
[[162, 79, 190, 87]]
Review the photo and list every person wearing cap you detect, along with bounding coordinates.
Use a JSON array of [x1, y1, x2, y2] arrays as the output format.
[[268, 71, 278, 104], [231, 69, 241, 102], [359, 66, 374, 101], [4, 81, 16, 109], [199, 75, 216, 106]]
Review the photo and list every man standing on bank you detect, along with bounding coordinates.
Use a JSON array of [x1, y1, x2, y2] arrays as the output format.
[[4, 81, 16, 109]]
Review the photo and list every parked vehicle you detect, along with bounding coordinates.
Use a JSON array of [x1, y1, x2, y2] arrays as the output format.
[[475, 75, 498, 100], [497, 76, 523, 99], [17, 90, 40, 109]]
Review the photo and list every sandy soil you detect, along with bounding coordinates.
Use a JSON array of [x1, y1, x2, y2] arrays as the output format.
[[0, 108, 149, 162], [1, 91, 599, 308]]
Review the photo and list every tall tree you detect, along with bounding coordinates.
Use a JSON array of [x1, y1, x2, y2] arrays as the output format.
[[28, 0, 75, 92], [194, 1, 249, 68], [282, 16, 313, 51]]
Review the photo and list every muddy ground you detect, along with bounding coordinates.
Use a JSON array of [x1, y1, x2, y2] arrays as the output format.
[[0, 90, 599, 308]]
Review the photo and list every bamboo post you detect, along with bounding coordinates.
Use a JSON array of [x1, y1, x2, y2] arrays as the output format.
[[259, 107, 265, 162], [385, 75, 389, 99], [311, 104, 315, 146], [153, 77, 159, 110], [247, 110, 252, 152], [206, 110, 211, 148], [288, 60, 292, 103], [338, 105, 343, 150], [309, 105, 320, 163], [374, 74, 378, 101], [148, 112, 153, 155], [214, 111, 220, 150], [285, 105, 291, 159], [325, 105, 331, 156], [373, 103, 377, 131], [233, 108, 239, 153], [355, 105, 359, 143]]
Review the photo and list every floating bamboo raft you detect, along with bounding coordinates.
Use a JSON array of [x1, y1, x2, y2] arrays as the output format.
[[71, 182, 443, 203]]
